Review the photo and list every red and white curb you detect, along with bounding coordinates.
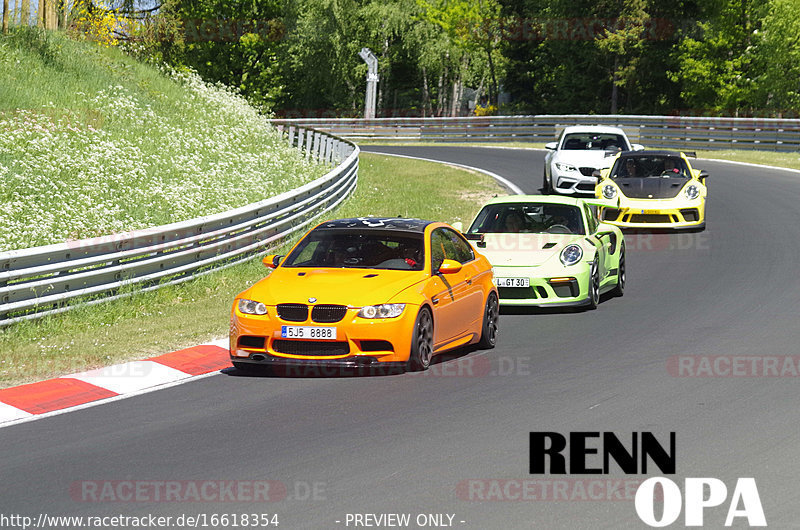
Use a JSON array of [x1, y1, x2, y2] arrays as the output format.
[[0, 338, 229, 427]]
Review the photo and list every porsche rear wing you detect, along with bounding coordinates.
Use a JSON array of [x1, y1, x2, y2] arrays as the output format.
[[580, 197, 620, 209]]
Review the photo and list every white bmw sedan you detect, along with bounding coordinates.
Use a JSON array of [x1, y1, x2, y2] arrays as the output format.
[[543, 125, 643, 195]]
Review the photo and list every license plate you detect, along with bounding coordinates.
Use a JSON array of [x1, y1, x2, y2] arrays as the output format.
[[281, 326, 337, 340], [641, 209, 661, 214], [495, 277, 530, 288]]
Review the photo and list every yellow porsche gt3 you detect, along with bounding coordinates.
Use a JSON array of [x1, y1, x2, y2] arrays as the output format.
[[230, 218, 498, 373], [595, 150, 708, 230]]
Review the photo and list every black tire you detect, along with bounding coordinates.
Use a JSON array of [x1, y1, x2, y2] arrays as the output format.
[[587, 258, 600, 310], [407, 307, 434, 372], [542, 170, 551, 194], [477, 292, 499, 349], [610, 243, 625, 297]]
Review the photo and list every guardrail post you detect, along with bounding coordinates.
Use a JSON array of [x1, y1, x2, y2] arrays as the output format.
[[288, 126, 296, 148], [325, 136, 333, 165]]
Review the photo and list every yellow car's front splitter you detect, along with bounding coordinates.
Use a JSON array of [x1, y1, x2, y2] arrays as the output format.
[[600, 199, 705, 230]]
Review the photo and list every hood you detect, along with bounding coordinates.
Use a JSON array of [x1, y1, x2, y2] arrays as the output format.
[[243, 267, 426, 307], [614, 177, 686, 199], [555, 150, 615, 170], [478, 234, 582, 267]]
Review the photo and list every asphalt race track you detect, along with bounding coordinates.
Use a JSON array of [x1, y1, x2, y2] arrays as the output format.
[[3, 146, 800, 528]]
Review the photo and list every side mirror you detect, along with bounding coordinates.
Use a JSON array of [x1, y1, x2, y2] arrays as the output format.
[[452, 221, 464, 232], [698, 170, 709, 182], [262, 254, 283, 269], [438, 259, 462, 275], [631, 143, 645, 151], [545, 142, 558, 150]]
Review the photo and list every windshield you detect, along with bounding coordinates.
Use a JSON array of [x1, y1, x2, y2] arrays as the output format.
[[561, 132, 628, 151], [282, 229, 425, 270], [610, 155, 690, 179], [468, 203, 585, 235]]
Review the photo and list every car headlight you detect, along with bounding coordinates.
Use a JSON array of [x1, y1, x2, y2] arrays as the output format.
[[559, 244, 584, 266], [238, 298, 267, 315], [555, 162, 577, 172], [684, 184, 700, 200], [602, 184, 618, 199], [358, 304, 406, 319]]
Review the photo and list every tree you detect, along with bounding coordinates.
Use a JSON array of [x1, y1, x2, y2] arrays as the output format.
[[594, 0, 650, 113], [21, 0, 29, 25], [2, 0, 9, 34], [668, 0, 765, 114], [748, 0, 800, 113], [417, 0, 505, 108]]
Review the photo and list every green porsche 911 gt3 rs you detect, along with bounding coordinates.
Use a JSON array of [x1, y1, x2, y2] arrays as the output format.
[[462, 195, 626, 308]]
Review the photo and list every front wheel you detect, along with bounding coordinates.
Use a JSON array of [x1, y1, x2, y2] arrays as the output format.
[[610, 243, 625, 297], [407, 307, 434, 371], [477, 292, 499, 349], [542, 170, 551, 194]]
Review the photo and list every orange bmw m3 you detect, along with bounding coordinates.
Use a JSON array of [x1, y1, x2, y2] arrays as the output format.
[[230, 218, 499, 373]]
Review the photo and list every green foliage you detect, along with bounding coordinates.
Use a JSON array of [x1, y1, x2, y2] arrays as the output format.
[[0, 29, 322, 250], [80, 0, 800, 117], [416, 0, 505, 106], [747, 0, 800, 112]]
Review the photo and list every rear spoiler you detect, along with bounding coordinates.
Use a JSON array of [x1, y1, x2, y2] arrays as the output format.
[[683, 151, 697, 158], [581, 197, 620, 209]]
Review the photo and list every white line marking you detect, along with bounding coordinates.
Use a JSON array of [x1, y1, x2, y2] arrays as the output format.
[[0, 402, 33, 423], [365, 151, 525, 195], [697, 156, 800, 174], [66, 361, 191, 394]]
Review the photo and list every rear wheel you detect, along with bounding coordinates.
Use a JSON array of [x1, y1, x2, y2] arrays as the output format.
[[407, 307, 434, 371], [477, 292, 499, 349], [610, 243, 625, 297]]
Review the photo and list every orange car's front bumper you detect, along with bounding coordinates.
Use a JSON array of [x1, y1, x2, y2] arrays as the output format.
[[230, 304, 420, 367]]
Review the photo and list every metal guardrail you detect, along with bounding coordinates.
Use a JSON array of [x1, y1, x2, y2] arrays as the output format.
[[0, 127, 358, 326], [271, 115, 800, 152]]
